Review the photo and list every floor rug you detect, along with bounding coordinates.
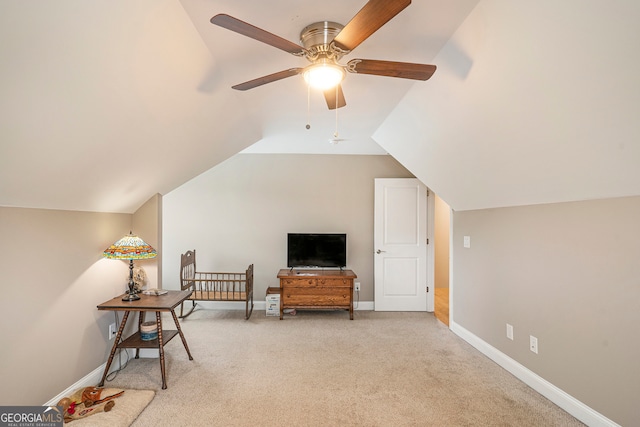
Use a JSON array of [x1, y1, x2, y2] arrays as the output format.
[[65, 389, 155, 427]]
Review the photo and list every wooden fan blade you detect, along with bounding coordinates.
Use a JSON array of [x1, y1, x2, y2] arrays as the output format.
[[232, 68, 303, 91], [211, 14, 305, 56], [332, 0, 411, 52], [347, 59, 436, 80], [324, 85, 347, 110]]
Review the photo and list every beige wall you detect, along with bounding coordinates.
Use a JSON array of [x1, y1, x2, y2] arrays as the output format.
[[0, 207, 131, 405], [434, 194, 450, 289], [162, 153, 414, 301], [0, 194, 161, 405], [452, 196, 640, 427], [133, 193, 162, 289]]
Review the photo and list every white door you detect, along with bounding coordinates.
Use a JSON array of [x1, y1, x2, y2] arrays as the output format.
[[374, 178, 429, 311]]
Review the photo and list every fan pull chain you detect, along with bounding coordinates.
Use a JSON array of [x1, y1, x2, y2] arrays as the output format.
[[334, 85, 339, 138], [305, 84, 311, 130]]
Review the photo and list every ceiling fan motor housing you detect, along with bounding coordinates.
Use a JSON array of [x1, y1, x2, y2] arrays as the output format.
[[300, 21, 346, 62]]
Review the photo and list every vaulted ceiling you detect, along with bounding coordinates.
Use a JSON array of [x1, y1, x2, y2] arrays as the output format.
[[2, 1, 639, 214]]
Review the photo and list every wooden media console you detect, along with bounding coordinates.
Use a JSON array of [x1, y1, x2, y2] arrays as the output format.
[[277, 269, 357, 320]]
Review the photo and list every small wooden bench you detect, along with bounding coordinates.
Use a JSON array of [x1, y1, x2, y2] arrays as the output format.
[[179, 250, 254, 320]]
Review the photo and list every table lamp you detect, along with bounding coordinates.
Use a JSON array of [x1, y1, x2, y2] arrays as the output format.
[[103, 231, 157, 301]]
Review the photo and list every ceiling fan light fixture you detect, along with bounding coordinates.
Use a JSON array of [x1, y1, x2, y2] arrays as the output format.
[[303, 63, 345, 91]]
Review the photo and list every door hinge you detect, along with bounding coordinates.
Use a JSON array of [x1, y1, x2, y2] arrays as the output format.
[[426, 238, 429, 245], [426, 286, 429, 293]]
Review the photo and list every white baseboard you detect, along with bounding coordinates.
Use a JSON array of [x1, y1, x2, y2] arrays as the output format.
[[45, 365, 105, 406], [353, 301, 374, 310], [195, 300, 375, 312], [193, 300, 257, 311], [43, 348, 159, 406], [450, 321, 620, 427]]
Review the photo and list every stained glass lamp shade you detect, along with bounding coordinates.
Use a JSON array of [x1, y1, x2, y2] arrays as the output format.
[[103, 232, 157, 301]]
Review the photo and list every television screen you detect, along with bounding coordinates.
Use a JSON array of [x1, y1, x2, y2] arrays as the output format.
[[287, 233, 347, 268]]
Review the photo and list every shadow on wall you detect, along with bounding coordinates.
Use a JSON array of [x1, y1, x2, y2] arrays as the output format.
[[439, 41, 473, 80]]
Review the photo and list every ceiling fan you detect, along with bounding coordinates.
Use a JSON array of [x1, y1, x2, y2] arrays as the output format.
[[210, 0, 436, 110]]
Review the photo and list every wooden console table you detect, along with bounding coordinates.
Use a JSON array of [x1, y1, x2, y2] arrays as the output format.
[[97, 290, 194, 389], [277, 269, 357, 320]]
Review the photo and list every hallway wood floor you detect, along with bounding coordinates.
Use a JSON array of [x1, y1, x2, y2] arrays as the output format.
[[434, 287, 449, 326]]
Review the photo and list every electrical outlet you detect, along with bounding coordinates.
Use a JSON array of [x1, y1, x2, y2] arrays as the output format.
[[506, 323, 514, 340], [108, 323, 117, 340], [354, 282, 361, 292], [530, 335, 538, 354]]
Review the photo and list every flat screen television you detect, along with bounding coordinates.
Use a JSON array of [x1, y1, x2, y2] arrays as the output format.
[[287, 233, 347, 268]]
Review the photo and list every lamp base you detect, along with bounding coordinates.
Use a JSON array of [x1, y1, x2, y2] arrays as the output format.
[[122, 260, 140, 301], [122, 292, 140, 301]]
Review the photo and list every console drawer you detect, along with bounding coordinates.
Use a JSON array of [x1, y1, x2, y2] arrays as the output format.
[[281, 278, 352, 287], [316, 278, 351, 287], [281, 278, 316, 287], [282, 288, 350, 307]]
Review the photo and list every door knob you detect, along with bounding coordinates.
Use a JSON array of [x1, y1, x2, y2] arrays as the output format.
[[376, 249, 386, 254]]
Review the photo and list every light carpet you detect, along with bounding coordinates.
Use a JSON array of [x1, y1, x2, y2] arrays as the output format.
[[103, 309, 584, 426], [66, 389, 154, 427]]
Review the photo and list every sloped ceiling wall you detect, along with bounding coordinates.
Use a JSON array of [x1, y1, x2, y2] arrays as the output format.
[[0, 0, 261, 213], [374, 0, 640, 211]]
